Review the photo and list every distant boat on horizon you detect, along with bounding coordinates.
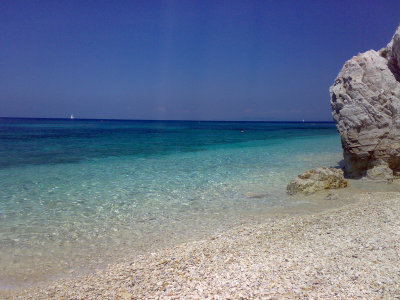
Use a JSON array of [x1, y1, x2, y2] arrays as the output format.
[[70, 114, 75, 119]]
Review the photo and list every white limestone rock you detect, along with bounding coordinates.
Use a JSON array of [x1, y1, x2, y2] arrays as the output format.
[[287, 167, 348, 195], [330, 25, 400, 179], [366, 160, 394, 181]]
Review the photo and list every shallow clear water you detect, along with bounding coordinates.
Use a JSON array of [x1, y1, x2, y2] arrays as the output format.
[[0, 118, 343, 289]]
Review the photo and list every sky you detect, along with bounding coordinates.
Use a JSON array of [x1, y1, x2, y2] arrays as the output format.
[[1, 1, 400, 121]]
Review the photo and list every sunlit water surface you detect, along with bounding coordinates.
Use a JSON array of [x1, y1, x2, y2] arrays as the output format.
[[0, 118, 344, 290]]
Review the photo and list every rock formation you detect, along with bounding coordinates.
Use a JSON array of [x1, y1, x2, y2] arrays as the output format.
[[287, 167, 348, 195], [330, 25, 400, 180]]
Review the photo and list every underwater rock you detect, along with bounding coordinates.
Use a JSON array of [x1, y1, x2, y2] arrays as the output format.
[[325, 192, 339, 201]]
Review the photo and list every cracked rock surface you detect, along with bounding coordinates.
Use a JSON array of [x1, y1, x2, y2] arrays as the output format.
[[330, 25, 400, 179]]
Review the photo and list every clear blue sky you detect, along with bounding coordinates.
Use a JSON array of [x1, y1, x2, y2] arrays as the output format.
[[1, 1, 399, 121]]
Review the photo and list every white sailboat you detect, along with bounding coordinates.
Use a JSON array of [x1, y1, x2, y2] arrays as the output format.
[[70, 114, 75, 119]]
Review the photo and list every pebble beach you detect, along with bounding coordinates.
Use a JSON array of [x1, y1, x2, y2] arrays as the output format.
[[8, 190, 400, 299]]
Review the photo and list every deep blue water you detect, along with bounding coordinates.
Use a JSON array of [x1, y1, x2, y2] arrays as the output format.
[[0, 118, 337, 168], [0, 118, 342, 288]]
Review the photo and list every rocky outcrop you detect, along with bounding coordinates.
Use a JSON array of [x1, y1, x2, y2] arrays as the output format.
[[287, 167, 348, 195], [330, 25, 400, 180]]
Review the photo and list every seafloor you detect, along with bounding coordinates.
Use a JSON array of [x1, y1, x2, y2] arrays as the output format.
[[9, 186, 400, 299]]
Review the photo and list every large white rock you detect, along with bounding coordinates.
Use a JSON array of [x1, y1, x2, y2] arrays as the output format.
[[330, 25, 400, 179]]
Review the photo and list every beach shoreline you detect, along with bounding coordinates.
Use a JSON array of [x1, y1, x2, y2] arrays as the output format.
[[7, 188, 400, 299]]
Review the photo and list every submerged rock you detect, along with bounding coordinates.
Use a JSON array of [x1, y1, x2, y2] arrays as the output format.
[[287, 167, 348, 195], [330, 25, 400, 180], [325, 192, 339, 201], [245, 192, 269, 199]]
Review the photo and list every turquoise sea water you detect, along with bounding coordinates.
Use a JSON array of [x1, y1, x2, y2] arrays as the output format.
[[0, 118, 343, 289]]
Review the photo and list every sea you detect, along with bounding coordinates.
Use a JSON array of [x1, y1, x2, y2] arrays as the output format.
[[0, 118, 343, 290]]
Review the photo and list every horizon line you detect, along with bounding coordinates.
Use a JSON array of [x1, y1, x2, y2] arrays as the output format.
[[0, 116, 335, 123]]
